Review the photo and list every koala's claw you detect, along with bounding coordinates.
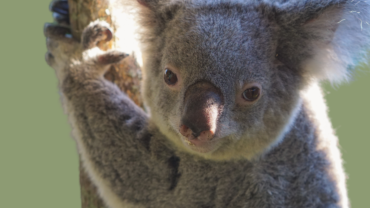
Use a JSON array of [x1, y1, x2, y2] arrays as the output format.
[[50, 0, 70, 25], [45, 52, 55, 67], [50, 0, 69, 15], [82, 21, 113, 50], [52, 12, 70, 25], [44, 23, 72, 39], [97, 50, 128, 65]]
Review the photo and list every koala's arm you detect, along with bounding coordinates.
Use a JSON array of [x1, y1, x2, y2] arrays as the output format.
[[45, 21, 179, 207]]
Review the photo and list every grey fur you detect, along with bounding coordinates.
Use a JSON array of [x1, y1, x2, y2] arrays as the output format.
[[45, 0, 370, 207]]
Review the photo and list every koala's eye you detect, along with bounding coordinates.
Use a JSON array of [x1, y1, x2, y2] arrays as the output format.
[[164, 69, 178, 85], [242, 87, 260, 101]]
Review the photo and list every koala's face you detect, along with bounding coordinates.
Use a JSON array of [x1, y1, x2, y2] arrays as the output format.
[[142, 5, 302, 160]]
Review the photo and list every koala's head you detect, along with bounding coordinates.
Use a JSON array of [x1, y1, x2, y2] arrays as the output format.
[[132, 0, 370, 160]]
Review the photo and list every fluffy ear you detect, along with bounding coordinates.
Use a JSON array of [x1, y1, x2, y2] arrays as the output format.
[[135, 0, 165, 31], [137, 0, 160, 9], [274, 0, 370, 83], [117, 0, 163, 27], [127, 0, 177, 40]]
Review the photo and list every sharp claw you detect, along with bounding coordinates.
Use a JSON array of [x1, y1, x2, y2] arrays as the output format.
[[49, 0, 69, 15], [52, 12, 70, 24], [45, 52, 54, 60], [44, 23, 71, 38], [104, 29, 113, 42], [51, 7, 69, 16], [97, 51, 128, 65], [45, 52, 55, 66]]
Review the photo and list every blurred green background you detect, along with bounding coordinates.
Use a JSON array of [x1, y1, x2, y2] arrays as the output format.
[[0, 1, 369, 207]]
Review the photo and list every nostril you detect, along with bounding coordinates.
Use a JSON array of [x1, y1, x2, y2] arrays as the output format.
[[197, 130, 214, 141], [179, 125, 192, 138], [181, 116, 211, 136], [179, 124, 201, 139], [179, 124, 214, 141]]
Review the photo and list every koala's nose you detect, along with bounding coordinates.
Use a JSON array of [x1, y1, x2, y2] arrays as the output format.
[[180, 81, 224, 141]]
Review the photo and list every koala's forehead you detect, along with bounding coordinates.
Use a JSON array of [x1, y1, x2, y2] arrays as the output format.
[[163, 5, 276, 83]]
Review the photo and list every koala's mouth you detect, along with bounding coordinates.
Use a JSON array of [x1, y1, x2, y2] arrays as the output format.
[[178, 124, 216, 153], [182, 137, 219, 153], [178, 130, 221, 154]]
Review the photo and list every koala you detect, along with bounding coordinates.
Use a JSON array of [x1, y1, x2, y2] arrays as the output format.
[[45, 0, 370, 207]]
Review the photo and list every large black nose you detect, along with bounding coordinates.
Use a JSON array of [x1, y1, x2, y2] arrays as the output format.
[[179, 81, 224, 141]]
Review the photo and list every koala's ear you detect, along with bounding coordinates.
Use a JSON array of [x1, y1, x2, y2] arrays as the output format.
[[274, 1, 370, 83], [132, 0, 169, 32], [137, 0, 160, 9]]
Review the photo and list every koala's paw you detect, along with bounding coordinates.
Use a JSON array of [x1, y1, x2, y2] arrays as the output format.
[[45, 1, 127, 81], [82, 21, 113, 50], [81, 21, 128, 75]]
